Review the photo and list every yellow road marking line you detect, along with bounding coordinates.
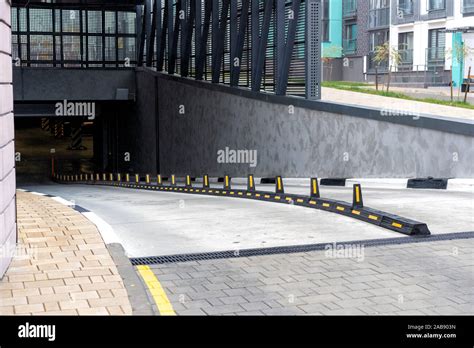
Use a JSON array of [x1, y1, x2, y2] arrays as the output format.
[[136, 265, 175, 316], [352, 210, 361, 215], [322, 203, 330, 207], [309, 200, 316, 205], [296, 199, 304, 203], [368, 215, 378, 221], [336, 206, 345, 211], [392, 222, 403, 228]]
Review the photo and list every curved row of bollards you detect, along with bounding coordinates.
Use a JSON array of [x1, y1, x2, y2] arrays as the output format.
[[53, 172, 431, 236]]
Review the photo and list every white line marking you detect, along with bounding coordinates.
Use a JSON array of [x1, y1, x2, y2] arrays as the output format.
[[82, 211, 122, 245], [30, 192, 47, 196], [51, 196, 75, 206]]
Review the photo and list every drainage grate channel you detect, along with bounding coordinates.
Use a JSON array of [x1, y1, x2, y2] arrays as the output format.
[[130, 231, 474, 266]]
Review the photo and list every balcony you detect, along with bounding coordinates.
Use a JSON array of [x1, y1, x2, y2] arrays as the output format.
[[462, 0, 474, 14], [343, 39, 357, 55], [343, 0, 357, 18], [369, 7, 390, 29], [426, 47, 445, 67]]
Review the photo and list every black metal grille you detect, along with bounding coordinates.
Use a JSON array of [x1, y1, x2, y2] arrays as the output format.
[[130, 231, 474, 265]]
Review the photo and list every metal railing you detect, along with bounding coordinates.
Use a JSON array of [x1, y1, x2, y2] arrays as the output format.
[[368, 7, 390, 29], [343, 0, 357, 17], [343, 39, 357, 55]]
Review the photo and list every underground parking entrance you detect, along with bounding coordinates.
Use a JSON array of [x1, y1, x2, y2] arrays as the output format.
[[15, 116, 95, 184]]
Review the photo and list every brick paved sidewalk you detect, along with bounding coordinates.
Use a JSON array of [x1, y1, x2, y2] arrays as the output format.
[[0, 191, 132, 315]]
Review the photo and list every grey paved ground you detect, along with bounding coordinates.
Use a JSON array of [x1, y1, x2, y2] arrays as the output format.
[[146, 238, 474, 315]]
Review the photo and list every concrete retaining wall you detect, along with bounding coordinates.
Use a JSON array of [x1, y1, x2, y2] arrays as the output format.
[[129, 68, 473, 179], [0, 0, 16, 278]]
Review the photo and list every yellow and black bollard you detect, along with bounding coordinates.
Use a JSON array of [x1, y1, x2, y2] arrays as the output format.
[[352, 184, 363, 208], [203, 174, 210, 189], [276, 176, 284, 194], [310, 178, 320, 198], [247, 174, 255, 192], [224, 175, 231, 190], [186, 175, 192, 188]]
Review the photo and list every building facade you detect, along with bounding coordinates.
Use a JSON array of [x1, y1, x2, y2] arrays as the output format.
[[325, 0, 474, 86], [0, 0, 16, 279]]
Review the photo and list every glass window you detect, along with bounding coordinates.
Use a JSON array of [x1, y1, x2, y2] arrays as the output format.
[[62, 10, 81, 32], [463, 0, 474, 13], [397, 0, 414, 15], [63, 36, 81, 61], [29, 9, 53, 32], [428, 0, 446, 11], [105, 12, 116, 34], [322, 0, 330, 42], [88, 11, 102, 33], [29, 35, 54, 61], [117, 11, 136, 34]]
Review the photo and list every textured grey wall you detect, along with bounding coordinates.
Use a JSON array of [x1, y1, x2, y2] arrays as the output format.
[[0, 0, 16, 278], [148, 72, 473, 179], [121, 70, 158, 174], [13, 68, 136, 101]]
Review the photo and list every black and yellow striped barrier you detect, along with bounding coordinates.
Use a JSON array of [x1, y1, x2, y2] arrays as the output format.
[[54, 173, 431, 236]]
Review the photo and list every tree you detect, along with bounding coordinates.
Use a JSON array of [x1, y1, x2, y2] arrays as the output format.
[[373, 42, 402, 92], [447, 40, 473, 100], [322, 45, 343, 81]]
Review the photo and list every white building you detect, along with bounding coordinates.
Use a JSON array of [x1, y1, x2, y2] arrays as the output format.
[[389, 0, 473, 86]]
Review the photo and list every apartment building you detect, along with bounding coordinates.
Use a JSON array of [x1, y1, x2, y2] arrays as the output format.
[[325, 0, 474, 86]]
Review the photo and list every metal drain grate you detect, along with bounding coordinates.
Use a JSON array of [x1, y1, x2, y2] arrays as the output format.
[[130, 231, 474, 266]]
